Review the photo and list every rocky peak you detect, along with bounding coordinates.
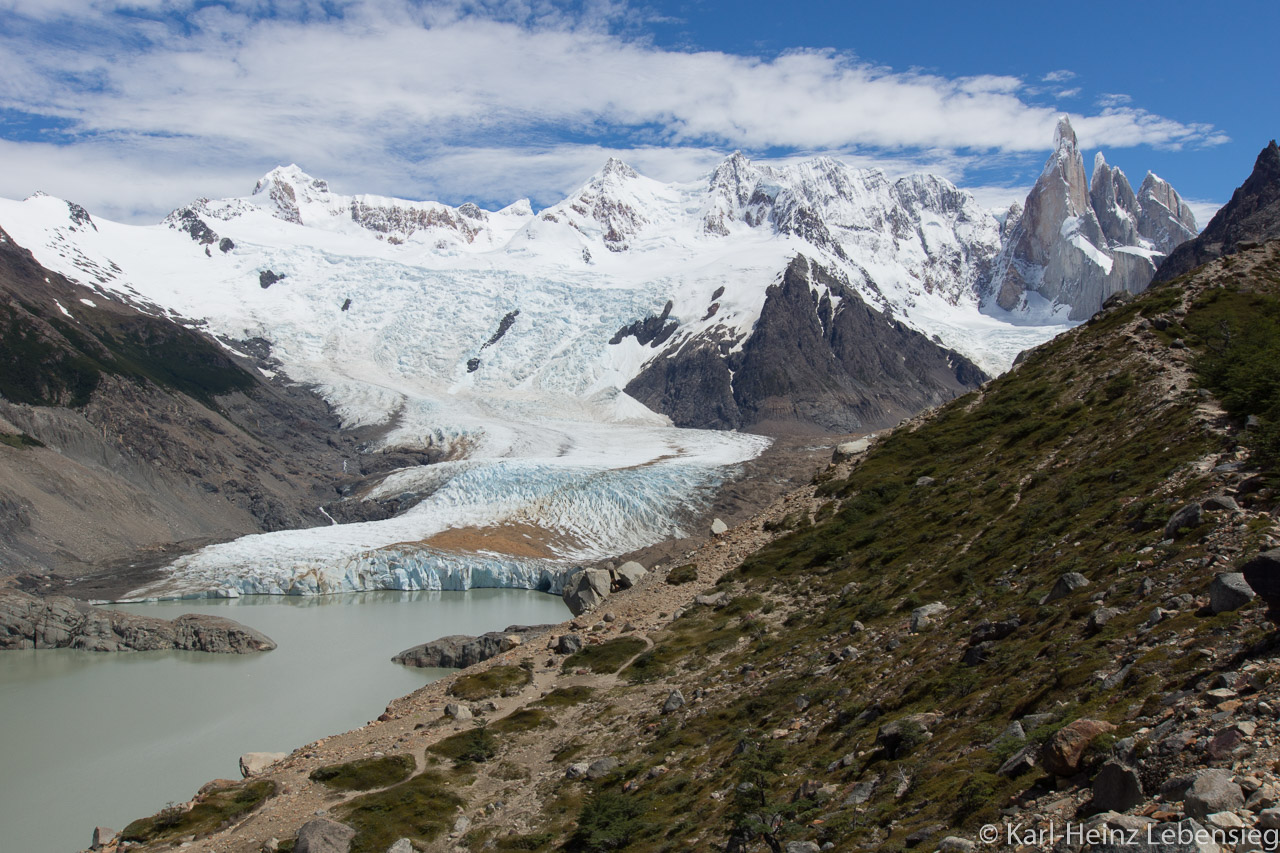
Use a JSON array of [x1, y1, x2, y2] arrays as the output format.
[[598, 157, 639, 183], [1153, 140, 1280, 283], [1089, 153, 1141, 247], [251, 164, 332, 225], [986, 117, 1194, 319], [1136, 171, 1198, 253]]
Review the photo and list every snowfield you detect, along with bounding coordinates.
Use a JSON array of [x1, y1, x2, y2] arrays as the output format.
[[0, 156, 1075, 598]]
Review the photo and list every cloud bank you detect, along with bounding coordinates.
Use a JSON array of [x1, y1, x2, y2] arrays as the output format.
[[0, 1, 1228, 221]]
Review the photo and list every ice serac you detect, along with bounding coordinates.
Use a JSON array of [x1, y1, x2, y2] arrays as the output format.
[[624, 256, 986, 432], [1153, 140, 1280, 284], [985, 117, 1196, 320]]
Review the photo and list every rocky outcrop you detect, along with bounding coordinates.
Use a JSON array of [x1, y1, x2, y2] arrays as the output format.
[[0, 589, 275, 652], [625, 256, 986, 431], [987, 117, 1196, 319], [1152, 140, 1280, 283], [392, 624, 553, 669]]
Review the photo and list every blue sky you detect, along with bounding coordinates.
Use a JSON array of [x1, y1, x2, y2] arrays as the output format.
[[0, 0, 1272, 223]]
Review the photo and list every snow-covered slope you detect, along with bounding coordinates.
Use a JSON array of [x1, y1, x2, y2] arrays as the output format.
[[0, 154, 1083, 597]]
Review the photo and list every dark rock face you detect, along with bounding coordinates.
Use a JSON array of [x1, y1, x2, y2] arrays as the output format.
[[165, 207, 220, 245], [1153, 141, 1280, 283], [392, 624, 553, 669], [0, 589, 275, 653], [624, 257, 986, 432]]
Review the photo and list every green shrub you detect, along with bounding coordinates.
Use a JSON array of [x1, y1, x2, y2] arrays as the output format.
[[667, 563, 698, 585], [121, 780, 276, 844], [450, 665, 531, 700], [429, 725, 497, 765], [338, 771, 465, 853], [309, 755, 415, 791], [567, 791, 653, 852], [562, 637, 648, 674]]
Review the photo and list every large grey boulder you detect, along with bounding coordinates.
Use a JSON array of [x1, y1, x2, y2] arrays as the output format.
[[711, 518, 729, 536], [613, 561, 647, 589], [1209, 573, 1254, 614], [294, 818, 356, 853], [662, 690, 685, 714], [1041, 572, 1090, 604], [239, 751, 288, 778], [1164, 503, 1203, 540], [1183, 769, 1244, 820], [1092, 761, 1144, 811], [910, 602, 948, 631], [561, 568, 612, 616]]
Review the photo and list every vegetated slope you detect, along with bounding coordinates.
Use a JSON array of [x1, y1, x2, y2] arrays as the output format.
[[125, 245, 1280, 853], [0, 226, 373, 591]]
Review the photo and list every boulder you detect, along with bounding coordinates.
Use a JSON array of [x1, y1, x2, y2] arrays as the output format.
[[555, 634, 583, 655], [561, 568, 612, 616], [386, 840, 415, 853], [90, 827, 116, 849], [1183, 769, 1244, 820], [294, 818, 356, 853], [938, 838, 976, 853], [1041, 719, 1115, 776], [784, 843, 820, 853], [914, 476, 936, 487], [1041, 572, 1090, 604], [695, 591, 729, 608], [1202, 495, 1240, 513], [910, 602, 948, 631], [239, 751, 288, 778], [662, 690, 685, 714], [1242, 549, 1280, 620], [997, 744, 1038, 778], [443, 703, 472, 721], [832, 438, 871, 462], [586, 757, 620, 780], [1209, 573, 1254, 614], [613, 561, 647, 589], [1092, 761, 1144, 811], [1088, 607, 1123, 633], [1164, 503, 1203, 539], [711, 518, 729, 536]]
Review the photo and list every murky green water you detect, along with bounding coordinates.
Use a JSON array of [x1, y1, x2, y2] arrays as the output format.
[[0, 588, 568, 853]]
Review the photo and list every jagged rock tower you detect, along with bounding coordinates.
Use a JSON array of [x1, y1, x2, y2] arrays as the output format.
[[988, 117, 1197, 319]]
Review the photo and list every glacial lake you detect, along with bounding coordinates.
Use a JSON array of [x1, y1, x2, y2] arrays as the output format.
[[0, 588, 569, 853]]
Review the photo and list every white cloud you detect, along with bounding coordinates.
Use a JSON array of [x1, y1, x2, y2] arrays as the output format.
[[0, 1, 1227, 221], [1183, 198, 1223, 230], [1042, 69, 1076, 83]]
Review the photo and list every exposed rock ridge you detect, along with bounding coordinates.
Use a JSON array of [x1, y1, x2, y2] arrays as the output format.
[[0, 588, 275, 652], [1152, 140, 1280, 283], [624, 255, 986, 431]]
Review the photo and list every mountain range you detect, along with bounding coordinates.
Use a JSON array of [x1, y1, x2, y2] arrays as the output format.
[[0, 118, 1200, 595]]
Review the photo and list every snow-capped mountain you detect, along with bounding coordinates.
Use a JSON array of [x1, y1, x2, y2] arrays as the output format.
[[0, 143, 1192, 597], [985, 117, 1198, 320]]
